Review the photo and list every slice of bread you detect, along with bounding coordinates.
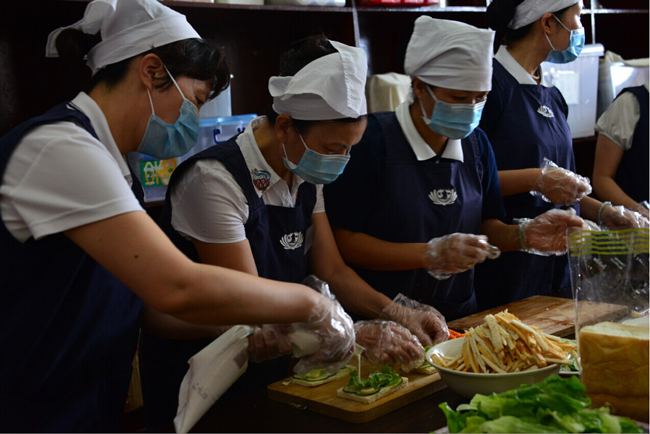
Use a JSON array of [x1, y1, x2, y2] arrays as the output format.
[[336, 377, 408, 404], [291, 366, 353, 388], [579, 321, 649, 422]]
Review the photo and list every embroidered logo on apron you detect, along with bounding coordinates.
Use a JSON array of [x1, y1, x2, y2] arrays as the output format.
[[251, 168, 271, 192], [537, 105, 555, 118], [280, 232, 304, 250], [429, 189, 457, 206]]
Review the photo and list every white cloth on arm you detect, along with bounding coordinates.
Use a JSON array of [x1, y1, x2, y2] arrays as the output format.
[[0, 92, 144, 242], [595, 85, 647, 150], [171, 116, 324, 244]]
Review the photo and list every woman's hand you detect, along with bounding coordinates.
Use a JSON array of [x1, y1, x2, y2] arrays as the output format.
[[292, 276, 356, 376], [600, 204, 650, 229], [247, 324, 294, 363], [519, 209, 585, 255], [379, 293, 449, 346], [354, 320, 425, 373], [534, 159, 592, 206], [425, 233, 500, 280]]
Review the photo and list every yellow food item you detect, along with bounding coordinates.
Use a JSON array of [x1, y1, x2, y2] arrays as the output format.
[[430, 310, 576, 374]]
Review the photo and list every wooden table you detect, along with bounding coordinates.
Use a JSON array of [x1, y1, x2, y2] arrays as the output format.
[[149, 296, 628, 433]]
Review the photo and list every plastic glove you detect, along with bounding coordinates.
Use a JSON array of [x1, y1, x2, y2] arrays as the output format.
[[629, 202, 650, 220], [425, 233, 501, 280], [379, 293, 449, 346], [532, 158, 592, 206], [247, 324, 293, 363], [518, 208, 585, 256], [600, 204, 650, 230], [354, 320, 425, 373], [292, 276, 355, 376]]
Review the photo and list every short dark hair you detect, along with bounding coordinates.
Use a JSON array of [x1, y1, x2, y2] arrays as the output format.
[[266, 34, 366, 133], [486, 0, 575, 45], [55, 29, 230, 100]]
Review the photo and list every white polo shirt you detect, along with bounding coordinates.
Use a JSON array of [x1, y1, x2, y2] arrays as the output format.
[[170, 116, 325, 244], [0, 92, 144, 242], [595, 82, 648, 151], [395, 101, 464, 162]]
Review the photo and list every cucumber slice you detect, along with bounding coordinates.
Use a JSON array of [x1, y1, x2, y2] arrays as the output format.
[[293, 369, 332, 382], [358, 387, 379, 396]]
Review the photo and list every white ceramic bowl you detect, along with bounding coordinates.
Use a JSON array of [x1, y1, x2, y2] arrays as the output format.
[[426, 337, 561, 399]]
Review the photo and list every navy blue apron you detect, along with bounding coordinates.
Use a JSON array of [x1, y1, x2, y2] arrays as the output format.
[[614, 86, 649, 203], [344, 112, 485, 321], [140, 137, 317, 428], [0, 103, 143, 432], [474, 59, 579, 311]]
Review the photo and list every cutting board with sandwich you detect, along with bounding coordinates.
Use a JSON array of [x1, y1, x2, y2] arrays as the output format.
[[267, 358, 445, 423]]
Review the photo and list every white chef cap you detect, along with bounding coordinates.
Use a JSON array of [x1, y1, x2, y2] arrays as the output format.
[[510, 0, 580, 29], [404, 17, 495, 92], [45, 0, 201, 76], [269, 40, 368, 121]]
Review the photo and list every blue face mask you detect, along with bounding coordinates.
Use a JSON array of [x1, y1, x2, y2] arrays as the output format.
[[544, 15, 585, 64], [419, 85, 486, 140], [282, 131, 350, 185], [137, 66, 200, 159]]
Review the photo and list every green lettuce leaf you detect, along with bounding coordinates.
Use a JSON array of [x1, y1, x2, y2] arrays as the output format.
[[438, 375, 644, 433], [343, 365, 402, 395]]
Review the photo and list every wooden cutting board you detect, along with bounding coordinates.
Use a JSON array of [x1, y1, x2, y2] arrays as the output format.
[[267, 363, 445, 424], [448, 295, 628, 337]]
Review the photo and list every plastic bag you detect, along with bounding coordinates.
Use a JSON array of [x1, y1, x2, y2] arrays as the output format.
[[568, 227, 649, 335], [174, 325, 253, 433], [174, 323, 324, 433], [567, 227, 649, 421]]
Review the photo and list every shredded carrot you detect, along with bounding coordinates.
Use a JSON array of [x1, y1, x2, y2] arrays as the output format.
[[449, 329, 465, 339]]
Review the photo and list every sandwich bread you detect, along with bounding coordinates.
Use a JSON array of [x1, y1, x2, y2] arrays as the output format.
[[336, 377, 408, 404], [291, 366, 353, 387], [579, 321, 649, 422]]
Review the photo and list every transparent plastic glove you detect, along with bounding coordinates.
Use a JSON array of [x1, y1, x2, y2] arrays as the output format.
[[247, 324, 293, 363], [292, 276, 355, 376], [354, 320, 425, 373], [517, 208, 585, 256], [379, 293, 449, 346], [629, 202, 650, 219], [425, 233, 501, 280], [531, 158, 592, 206], [600, 204, 650, 230]]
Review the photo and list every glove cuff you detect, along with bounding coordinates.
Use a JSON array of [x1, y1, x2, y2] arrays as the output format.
[[597, 201, 612, 226], [517, 218, 532, 251]]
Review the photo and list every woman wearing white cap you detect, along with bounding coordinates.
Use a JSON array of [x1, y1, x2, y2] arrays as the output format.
[[143, 35, 448, 427], [324, 16, 584, 322], [474, 0, 647, 311], [0, 1, 356, 431]]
